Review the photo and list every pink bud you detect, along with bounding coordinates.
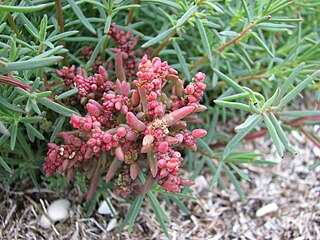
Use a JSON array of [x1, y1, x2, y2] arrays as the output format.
[[86, 103, 101, 117], [185, 85, 195, 95], [175, 134, 184, 143], [126, 130, 137, 141], [115, 50, 126, 81], [180, 179, 194, 187], [194, 104, 207, 112], [131, 90, 140, 107], [192, 129, 207, 138], [194, 72, 206, 82], [157, 159, 167, 168], [115, 147, 124, 161], [102, 133, 112, 143], [55, 69, 63, 77], [117, 127, 127, 137], [126, 29, 132, 40], [158, 142, 168, 153], [121, 105, 128, 114], [70, 114, 82, 129], [121, 81, 130, 96], [131, 35, 140, 49], [83, 122, 92, 132], [115, 101, 122, 110], [98, 66, 109, 81], [162, 180, 180, 193], [126, 112, 146, 132], [165, 136, 180, 146], [164, 106, 195, 126]]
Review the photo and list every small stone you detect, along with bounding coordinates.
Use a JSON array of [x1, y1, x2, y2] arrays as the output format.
[[106, 218, 117, 232], [39, 199, 70, 228], [39, 215, 51, 229], [194, 175, 209, 192], [312, 147, 320, 157], [256, 203, 278, 217], [48, 199, 70, 221], [98, 200, 112, 215]]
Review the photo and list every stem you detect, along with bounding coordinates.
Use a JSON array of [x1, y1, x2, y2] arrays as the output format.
[[185, 23, 257, 76], [7, 14, 21, 39], [301, 128, 320, 148], [126, 0, 138, 25], [0, 75, 30, 91], [55, 0, 69, 66], [150, 30, 176, 59]]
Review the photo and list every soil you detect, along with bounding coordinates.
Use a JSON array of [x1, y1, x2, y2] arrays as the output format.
[[0, 127, 319, 240]]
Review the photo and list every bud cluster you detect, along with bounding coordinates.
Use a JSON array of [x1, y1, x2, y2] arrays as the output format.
[[108, 23, 139, 79], [44, 53, 207, 200]]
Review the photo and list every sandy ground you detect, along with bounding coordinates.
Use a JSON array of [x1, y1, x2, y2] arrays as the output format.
[[0, 126, 319, 240]]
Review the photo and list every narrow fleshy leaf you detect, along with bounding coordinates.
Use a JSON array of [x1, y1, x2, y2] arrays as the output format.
[[209, 161, 223, 190], [172, 39, 190, 80], [0, 3, 53, 12], [176, 5, 197, 28], [66, 0, 97, 34], [222, 114, 262, 160], [263, 113, 284, 158], [55, 88, 78, 100], [86, 35, 107, 70], [213, 68, 246, 93], [0, 155, 13, 174], [37, 98, 79, 117], [251, 32, 274, 58], [279, 70, 320, 107], [214, 100, 252, 112], [142, 27, 175, 48], [0, 56, 63, 72], [223, 163, 245, 201], [269, 113, 297, 155], [195, 17, 212, 63]]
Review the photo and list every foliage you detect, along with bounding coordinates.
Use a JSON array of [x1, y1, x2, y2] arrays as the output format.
[[0, 0, 319, 238]]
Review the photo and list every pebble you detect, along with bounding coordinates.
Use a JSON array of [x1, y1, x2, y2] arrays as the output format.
[[313, 147, 320, 157], [194, 175, 209, 192], [98, 200, 112, 215], [39, 199, 70, 228], [256, 203, 278, 217], [106, 218, 117, 232]]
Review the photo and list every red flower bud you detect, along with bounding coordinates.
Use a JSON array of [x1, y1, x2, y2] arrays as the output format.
[[164, 106, 195, 126], [126, 112, 146, 132], [192, 129, 207, 138], [115, 146, 124, 161], [86, 103, 101, 117]]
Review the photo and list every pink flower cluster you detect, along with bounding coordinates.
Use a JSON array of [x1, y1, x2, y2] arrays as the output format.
[[108, 23, 139, 79], [44, 54, 207, 199], [81, 44, 103, 73], [56, 65, 115, 104]]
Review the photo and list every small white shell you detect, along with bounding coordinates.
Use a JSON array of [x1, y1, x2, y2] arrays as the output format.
[[47, 199, 70, 222], [39, 198, 71, 228], [256, 203, 278, 217], [39, 215, 51, 229], [98, 200, 112, 215], [106, 218, 117, 232]]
